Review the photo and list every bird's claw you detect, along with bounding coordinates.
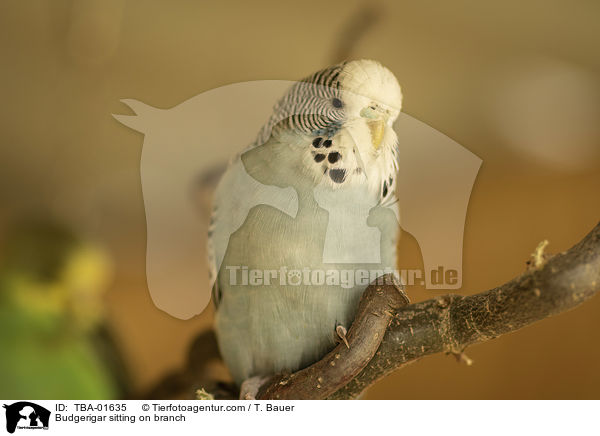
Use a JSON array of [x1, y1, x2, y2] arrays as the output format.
[[336, 325, 350, 349], [239, 375, 270, 400]]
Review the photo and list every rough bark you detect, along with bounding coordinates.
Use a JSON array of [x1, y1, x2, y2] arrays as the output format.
[[254, 222, 600, 399], [329, 222, 600, 399], [256, 274, 409, 399], [146, 222, 600, 400]]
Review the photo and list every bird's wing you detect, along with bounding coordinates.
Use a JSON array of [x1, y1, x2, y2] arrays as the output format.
[[207, 139, 299, 306]]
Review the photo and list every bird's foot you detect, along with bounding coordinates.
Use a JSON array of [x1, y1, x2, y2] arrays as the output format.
[[239, 375, 270, 400], [336, 324, 350, 349]]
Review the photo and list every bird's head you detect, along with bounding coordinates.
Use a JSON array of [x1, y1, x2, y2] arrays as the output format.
[[256, 59, 402, 200], [337, 59, 402, 151]]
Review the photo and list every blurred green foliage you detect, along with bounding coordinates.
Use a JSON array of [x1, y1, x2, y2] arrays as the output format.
[[0, 220, 122, 399]]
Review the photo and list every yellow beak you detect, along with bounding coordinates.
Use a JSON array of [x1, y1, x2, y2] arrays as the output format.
[[367, 118, 385, 150]]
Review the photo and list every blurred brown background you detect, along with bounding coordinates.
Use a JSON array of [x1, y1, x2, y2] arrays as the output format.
[[0, 0, 599, 399]]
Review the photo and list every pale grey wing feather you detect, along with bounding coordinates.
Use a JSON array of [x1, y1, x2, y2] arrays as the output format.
[[207, 143, 299, 305]]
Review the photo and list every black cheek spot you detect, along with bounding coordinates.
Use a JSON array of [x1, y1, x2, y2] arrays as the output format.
[[327, 152, 341, 164], [382, 181, 388, 197], [313, 137, 323, 148], [329, 169, 346, 184], [314, 154, 326, 163], [323, 139, 332, 148]]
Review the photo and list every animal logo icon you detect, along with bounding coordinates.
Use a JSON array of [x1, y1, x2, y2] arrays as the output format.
[[3, 402, 50, 434]]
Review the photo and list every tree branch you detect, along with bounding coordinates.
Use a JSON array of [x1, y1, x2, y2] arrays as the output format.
[[330, 221, 600, 399], [253, 221, 600, 399], [256, 274, 409, 399], [148, 222, 600, 400]]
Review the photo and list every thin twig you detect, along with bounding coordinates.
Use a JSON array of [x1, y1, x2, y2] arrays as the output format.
[[331, 3, 383, 63]]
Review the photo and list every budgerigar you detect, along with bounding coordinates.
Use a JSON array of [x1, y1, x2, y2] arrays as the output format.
[[209, 59, 403, 391]]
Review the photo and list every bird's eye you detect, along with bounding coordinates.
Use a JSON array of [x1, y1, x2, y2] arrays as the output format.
[[332, 98, 343, 108]]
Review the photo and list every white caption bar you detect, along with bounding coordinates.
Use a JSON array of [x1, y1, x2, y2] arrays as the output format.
[[0, 400, 596, 436]]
